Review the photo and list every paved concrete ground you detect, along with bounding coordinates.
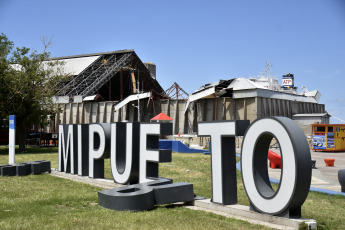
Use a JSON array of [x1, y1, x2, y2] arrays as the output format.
[[268, 150, 345, 192]]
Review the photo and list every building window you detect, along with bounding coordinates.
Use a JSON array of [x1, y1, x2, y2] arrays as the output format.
[[315, 126, 325, 132]]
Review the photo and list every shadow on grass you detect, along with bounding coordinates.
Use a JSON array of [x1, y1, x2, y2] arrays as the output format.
[[160, 203, 190, 210], [0, 146, 58, 155]]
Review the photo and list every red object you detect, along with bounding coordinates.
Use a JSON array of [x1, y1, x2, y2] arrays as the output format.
[[268, 150, 281, 169], [150, 112, 173, 121], [178, 133, 180, 137], [324, 158, 335, 167]]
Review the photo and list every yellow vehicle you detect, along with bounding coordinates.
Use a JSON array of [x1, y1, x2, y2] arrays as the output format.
[[312, 124, 345, 151]]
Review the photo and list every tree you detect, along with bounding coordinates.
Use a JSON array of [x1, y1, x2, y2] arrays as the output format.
[[0, 33, 66, 152]]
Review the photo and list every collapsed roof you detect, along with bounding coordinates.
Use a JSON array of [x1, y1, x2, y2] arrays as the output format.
[[185, 77, 322, 113], [52, 50, 166, 102]]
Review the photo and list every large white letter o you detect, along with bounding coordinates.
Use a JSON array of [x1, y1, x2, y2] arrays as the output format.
[[241, 117, 311, 216]]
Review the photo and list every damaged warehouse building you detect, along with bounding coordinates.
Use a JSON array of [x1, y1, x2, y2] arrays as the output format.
[[43, 50, 327, 141]]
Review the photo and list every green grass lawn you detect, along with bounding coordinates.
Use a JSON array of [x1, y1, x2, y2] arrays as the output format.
[[0, 146, 344, 229]]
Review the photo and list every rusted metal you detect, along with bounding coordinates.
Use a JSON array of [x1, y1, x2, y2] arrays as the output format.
[[164, 82, 189, 101]]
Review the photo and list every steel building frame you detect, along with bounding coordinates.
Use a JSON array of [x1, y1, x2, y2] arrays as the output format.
[[56, 50, 166, 100]]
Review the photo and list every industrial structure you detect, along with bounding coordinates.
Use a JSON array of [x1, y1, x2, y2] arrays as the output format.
[[53, 50, 165, 102], [37, 51, 328, 139]]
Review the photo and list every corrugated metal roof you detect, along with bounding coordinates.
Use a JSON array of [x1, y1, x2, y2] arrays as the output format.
[[51, 55, 100, 75], [11, 55, 100, 76], [49, 50, 134, 60], [227, 78, 266, 90]]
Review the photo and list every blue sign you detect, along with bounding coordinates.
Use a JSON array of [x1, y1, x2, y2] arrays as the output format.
[[9, 115, 15, 130], [313, 135, 326, 150], [9, 115, 16, 164]]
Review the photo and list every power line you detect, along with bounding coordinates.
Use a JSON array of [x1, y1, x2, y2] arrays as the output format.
[[330, 115, 345, 123]]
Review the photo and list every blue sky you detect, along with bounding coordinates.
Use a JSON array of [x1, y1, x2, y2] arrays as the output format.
[[1, 0, 344, 123]]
